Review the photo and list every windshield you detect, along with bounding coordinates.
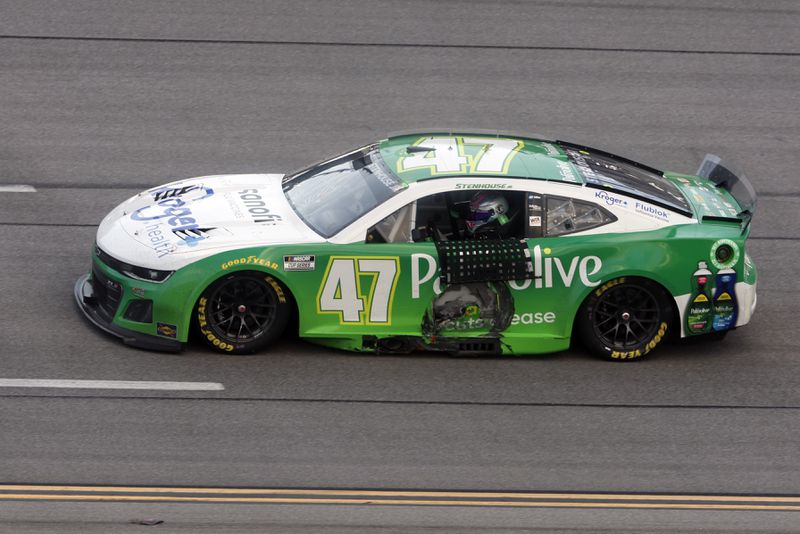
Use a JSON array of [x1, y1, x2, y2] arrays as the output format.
[[283, 145, 406, 238], [564, 147, 691, 215]]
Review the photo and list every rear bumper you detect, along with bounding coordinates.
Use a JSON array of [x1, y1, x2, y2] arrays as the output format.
[[74, 273, 182, 352], [674, 281, 756, 338], [734, 281, 757, 328]]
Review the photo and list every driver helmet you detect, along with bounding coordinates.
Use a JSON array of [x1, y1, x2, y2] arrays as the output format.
[[465, 192, 510, 234]]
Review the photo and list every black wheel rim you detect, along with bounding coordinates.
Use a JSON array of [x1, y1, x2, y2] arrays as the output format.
[[207, 277, 278, 343], [592, 284, 660, 349]]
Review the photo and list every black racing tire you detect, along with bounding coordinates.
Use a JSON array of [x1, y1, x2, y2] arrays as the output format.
[[195, 271, 291, 354], [576, 277, 673, 361]]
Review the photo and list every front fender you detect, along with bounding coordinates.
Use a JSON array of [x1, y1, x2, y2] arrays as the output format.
[[170, 247, 296, 342]]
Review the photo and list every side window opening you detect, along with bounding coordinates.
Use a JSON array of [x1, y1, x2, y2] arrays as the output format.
[[367, 203, 414, 243], [367, 190, 529, 243], [366, 194, 448, 243], [545, 196, 616, 236]]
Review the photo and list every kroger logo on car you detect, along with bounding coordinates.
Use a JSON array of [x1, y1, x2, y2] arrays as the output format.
[[594, 190, 628, 207]]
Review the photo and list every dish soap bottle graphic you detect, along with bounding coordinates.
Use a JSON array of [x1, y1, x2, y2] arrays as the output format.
[[685, 261, 713, 334], [712, 268, 738, 331]]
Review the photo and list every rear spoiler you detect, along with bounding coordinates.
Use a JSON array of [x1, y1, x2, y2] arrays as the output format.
[[696, 154, 756, 230]]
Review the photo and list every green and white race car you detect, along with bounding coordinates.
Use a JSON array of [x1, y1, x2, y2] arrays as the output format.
[[75, 131, 757, 360]]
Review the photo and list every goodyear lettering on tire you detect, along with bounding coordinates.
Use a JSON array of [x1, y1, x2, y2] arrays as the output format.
[[610, 321, 668, 360], [196, 296, 234, 352]]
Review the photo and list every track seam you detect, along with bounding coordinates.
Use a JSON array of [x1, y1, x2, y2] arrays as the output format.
[[0, 34, 797, 57], [2, 394, 800, 410]]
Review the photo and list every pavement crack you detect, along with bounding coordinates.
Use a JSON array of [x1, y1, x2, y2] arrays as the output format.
[[0, 34, 796, 57]]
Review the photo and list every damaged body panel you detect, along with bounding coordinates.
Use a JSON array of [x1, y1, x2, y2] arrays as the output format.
[[76, 131, 758, 360]]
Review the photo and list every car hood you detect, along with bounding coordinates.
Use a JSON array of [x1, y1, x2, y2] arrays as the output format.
[[96, 174, 324, 271]]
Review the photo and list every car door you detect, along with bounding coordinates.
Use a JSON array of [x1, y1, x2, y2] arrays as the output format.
[[302, 194, 436, 343], [372, 186, 530, 343]]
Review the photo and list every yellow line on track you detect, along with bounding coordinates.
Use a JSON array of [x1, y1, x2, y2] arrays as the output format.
[[1, 494, 800, 510], [1, 485, 800, 503]]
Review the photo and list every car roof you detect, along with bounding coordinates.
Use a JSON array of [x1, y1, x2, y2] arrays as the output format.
[[377, 130, 699, 219], [379, 130, 586, 185]]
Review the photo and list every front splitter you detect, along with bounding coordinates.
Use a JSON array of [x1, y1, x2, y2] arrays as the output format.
[[73, 273, 182, 352]]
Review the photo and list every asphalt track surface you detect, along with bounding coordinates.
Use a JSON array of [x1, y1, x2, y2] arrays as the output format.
[[1, 1, 799, 532]]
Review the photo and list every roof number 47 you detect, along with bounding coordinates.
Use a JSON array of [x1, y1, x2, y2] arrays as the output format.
[[397, 136, 523, 175]]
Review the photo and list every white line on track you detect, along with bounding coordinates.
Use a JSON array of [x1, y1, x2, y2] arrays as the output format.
[[0, 184, 37, 192], [0, 379, 224, 391]]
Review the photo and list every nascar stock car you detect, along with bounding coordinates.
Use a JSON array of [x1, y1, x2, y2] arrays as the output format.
[[75, 130, 757, 360]]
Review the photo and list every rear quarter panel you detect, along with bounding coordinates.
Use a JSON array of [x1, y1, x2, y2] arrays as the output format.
[[506, 223, 749, 344]]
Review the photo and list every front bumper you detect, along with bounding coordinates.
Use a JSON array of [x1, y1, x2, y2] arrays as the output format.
[[74, 273, 182, 352]]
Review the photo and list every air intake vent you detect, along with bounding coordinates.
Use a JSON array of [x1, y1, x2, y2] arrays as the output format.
[[90, 265, 122, 322], [173, 228, 215, 241], [123, 299, 153, 323], [457, 340, 501, 355]]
